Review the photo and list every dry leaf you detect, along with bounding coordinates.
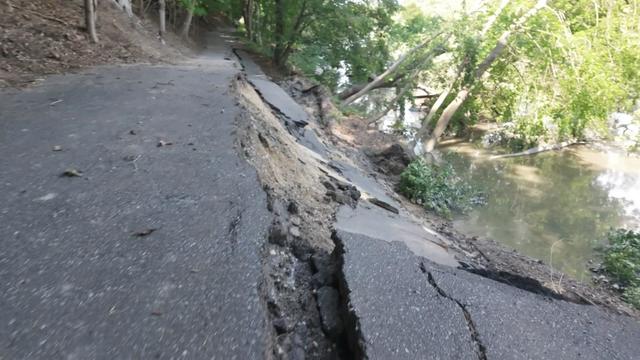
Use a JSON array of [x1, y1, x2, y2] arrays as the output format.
[[61, 168, 82, 177]]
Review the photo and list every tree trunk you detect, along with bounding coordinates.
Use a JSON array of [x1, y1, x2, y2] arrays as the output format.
[[158, 0, 166, 38], [180, 1, 194, 38], [84, 0, 98, 43], [422, 0, 547, 153], [243, 0, 254, 41], [342, 32, 442, 105], [489, 141, 586, 159], [416, 0, 510, 143], [273, 0, 286, 66]]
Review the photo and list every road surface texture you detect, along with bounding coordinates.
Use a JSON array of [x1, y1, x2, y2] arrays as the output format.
[[0, 34, 272, 358]]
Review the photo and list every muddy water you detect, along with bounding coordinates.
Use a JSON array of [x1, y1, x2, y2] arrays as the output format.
[[442, 141, 640, 280]]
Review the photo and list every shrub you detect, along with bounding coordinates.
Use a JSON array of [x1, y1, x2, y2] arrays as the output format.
[[399, 158, 475, 217], [623, 286, 640, 310], [603, 230, 640, 286], [602, 229, 640, 309]]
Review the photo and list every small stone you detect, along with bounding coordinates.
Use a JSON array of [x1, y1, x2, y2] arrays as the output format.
[[52, 145, 62, 151], [272, 317, 291, 334], [290, 216, 302, 226], [287, 201, 299, 214], [289, 226, 301, 238], [269, 221, 288, 246]]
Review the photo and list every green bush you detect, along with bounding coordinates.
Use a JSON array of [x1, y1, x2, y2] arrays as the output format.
[[602, 229, 640, 309], [623, 286, 640, 310], [399, 158, 475, 218]]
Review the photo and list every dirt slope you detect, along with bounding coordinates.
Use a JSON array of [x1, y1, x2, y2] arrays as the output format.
[[0, 0, 190, 87]]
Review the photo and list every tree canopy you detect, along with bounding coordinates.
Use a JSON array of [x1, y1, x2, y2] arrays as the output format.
[[216, 0, 640, 151]]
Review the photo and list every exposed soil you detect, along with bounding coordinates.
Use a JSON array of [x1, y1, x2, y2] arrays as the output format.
[[0, 0, 192, 87], [235, 77, 348, 359]]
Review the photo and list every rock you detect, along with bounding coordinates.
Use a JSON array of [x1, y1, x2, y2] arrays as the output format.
[[290, 216, 302, 226], [347, 186, 361, 201], [316, 286, 343, 339], [325, 190, 353, 206], [273, 317, 292, 334], [287, 201, 299, 214], [269, 220, 288, 246], [289, 225, 301, 238], [322, 180, 336, 191], [52, 145, 62, 151]]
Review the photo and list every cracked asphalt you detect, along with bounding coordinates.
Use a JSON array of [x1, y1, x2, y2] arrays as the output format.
[[4, 26, 640, 360], [0, 33, 272, 358], [336, 229, 640, 359], [235, 47, 640, 360]]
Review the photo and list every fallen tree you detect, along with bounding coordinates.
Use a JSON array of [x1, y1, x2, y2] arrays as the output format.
[[421, 0, 549, 153], [489, 141, 586, 160], [342, 31, 445, 105]]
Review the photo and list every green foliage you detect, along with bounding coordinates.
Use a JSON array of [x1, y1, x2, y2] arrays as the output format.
[[603, 229, 640, 287], [602, 229, 640, 309], [623, 286, 640, 310], [399, 158, 476, 217]]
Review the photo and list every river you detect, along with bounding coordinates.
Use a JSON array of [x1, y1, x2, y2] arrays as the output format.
[[441, 140, 640, 281]]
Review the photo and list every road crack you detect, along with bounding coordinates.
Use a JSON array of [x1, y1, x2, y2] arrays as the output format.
[[420, 262, 488, 360]]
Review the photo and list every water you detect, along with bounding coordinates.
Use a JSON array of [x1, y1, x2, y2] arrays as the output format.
[[443, 141, 640, 281]]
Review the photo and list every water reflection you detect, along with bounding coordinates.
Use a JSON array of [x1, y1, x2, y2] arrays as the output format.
[[446, 144, 640, 281]]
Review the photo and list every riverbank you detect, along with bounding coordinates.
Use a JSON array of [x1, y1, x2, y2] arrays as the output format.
[[267, 71, 639, 316], [233, 48, 640, 357]]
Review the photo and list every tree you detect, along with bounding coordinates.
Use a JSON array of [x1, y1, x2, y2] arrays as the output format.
[[84, 0, 98, 43], [180, 0, 195, 38], [342, 32, 443, 105], [243, 0, 254, 41], [422, 0, 548, 153], [416, 0, 511, 141]]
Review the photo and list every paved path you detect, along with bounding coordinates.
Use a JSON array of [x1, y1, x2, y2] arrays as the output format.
[[0, 33, 271, 359]]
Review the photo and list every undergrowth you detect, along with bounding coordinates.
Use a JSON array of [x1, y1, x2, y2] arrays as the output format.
[[602, 229, 640, 309], [399, 158, 476, 218]]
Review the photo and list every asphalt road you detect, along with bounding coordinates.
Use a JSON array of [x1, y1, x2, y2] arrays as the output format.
[[0, 34, 271, 358], [4, 29, 640, 360], [336, 229, 640, 360]]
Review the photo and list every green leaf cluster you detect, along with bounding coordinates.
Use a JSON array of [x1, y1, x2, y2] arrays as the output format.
[[602, 229, 640, 309], [399, 158, 476, 217]]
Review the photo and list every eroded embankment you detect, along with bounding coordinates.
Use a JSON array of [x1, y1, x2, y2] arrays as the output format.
[[232, 51, 640, 360], [235, 77, 358, 359]]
